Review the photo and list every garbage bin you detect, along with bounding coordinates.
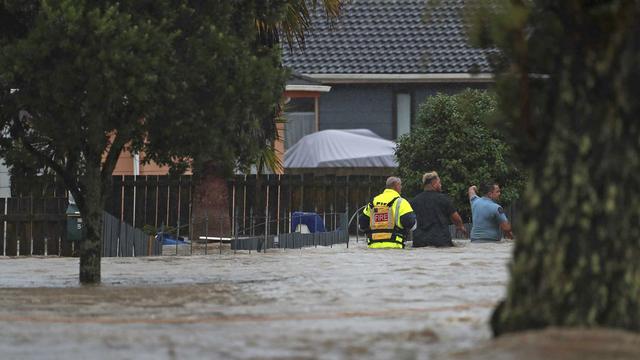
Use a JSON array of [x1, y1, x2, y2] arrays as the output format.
[[66, 202, 85, 244]]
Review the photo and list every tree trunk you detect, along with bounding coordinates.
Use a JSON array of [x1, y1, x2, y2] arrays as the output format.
[[491, 15, 640, 335], [191, 162, 231, 241], [78, 199, 103, 284], [492, 121, 640, 334], [74, 167, 105, 285]]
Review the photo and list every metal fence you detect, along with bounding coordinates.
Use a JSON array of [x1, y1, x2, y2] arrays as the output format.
[[159, 212, 349, 255], [102, 212, 161, 257]]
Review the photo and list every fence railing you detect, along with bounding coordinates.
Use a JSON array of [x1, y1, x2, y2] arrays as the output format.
[[158, 212, 349, 255]]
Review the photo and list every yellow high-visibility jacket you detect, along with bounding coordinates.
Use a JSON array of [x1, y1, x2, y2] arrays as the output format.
[[361, 189, 415, 249]]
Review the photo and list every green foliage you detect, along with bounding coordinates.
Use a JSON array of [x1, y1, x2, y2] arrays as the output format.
[[141, 0, 288, 176], [396, 89, 524, 218], [0, 0, 288, 283], [466, 1, 640, 335], [0, 0, 288, 199]]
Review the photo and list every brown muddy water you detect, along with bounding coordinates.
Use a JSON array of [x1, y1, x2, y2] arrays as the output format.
[[1, 240, 636, 359]]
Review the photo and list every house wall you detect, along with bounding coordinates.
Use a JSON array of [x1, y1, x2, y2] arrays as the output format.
[[318, 82, 488, 140], [112, 149, 191, 176]]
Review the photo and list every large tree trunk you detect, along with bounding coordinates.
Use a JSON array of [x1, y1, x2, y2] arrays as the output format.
[[491, 6, 640, 335], [492, 121, 640, 334], [191, 162, 231, 241]]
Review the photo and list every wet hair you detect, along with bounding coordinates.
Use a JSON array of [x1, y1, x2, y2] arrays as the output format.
[[422, 171, 438, 186], [386, 176, 401, 188], [481, 182, 498, 195]]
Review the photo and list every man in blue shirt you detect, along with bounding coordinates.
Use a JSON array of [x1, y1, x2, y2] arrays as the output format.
[[468, 182, 513, 242]]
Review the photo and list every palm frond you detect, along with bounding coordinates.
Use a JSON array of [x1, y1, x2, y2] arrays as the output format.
[[256, 0, 343, 50]]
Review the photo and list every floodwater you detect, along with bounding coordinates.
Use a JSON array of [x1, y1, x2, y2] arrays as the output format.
[[0, 239, 511, 359]]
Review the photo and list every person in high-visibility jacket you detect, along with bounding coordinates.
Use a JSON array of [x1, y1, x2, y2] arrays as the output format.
[[359, 177, 416, 248]]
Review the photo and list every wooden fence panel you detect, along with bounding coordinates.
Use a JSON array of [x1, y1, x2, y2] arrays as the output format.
[[17, 221, 30, 255], [243, 175, 257, 235], [265, 175, 279, 235], [111, 176, 124, 220], [46, 220, 61, 256], [5, 198, 21, 256], [5, 221, 17, 256], [60, 226, 74, 257], [156, 176, 169, 227], [32, 220, 45, 255], [47, 199, 66, 256], [167, 177, 180, 235], [0, 198, 4, 255], [122, 176, 135, 225], [178, 176, 191, 238], [133, 176, 147, 229], [278, 175, 290, 234], [145, 176, 158, 228]]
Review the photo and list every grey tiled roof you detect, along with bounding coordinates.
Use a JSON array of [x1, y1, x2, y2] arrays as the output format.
[[282, 0, 491, 74]]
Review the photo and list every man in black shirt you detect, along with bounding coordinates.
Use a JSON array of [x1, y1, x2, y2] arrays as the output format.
[[410, 171, 467, 247]]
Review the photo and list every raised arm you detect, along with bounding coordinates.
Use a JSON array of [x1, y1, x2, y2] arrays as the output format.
[[468, 185, 478, 200]]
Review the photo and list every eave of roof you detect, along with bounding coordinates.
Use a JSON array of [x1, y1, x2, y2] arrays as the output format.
[[305, 73, 494, 84], [285, 84, 332, 92]]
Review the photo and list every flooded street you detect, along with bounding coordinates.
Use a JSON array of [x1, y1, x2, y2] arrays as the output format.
[[0, 240, 511, 359]]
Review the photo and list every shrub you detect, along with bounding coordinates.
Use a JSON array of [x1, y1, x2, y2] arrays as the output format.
[[396, 89, 524, 219]]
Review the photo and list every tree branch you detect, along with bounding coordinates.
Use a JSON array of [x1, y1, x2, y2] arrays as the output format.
[[17, 131, 79, 198], [102, 129, 127, 177]]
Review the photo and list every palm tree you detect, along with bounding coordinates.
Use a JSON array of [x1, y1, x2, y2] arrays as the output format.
[[256, 0, 342, 50]]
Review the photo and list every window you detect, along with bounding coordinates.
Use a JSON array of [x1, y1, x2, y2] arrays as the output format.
[[284, 97, 317, 149], [396, 93, 412, 139]]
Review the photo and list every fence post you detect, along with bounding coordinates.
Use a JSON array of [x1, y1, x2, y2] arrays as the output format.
[[262, 215, 266, 254], [264, 184, 269, 254], [249, 208, 253, 254], [204, 210, 209, 255], [160, 223, 165, 257], [175, 218, 179, 256], [234, 208, 239, 255], [345, 213, 349, 249]]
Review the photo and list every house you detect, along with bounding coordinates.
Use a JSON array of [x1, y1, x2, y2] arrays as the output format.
[[109, 74, 331, 176], [282, 0, 492, 143], [112, 0, 494, 175]]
